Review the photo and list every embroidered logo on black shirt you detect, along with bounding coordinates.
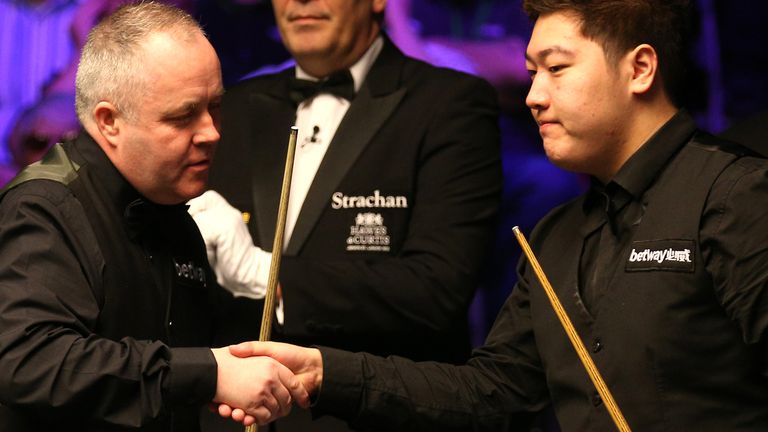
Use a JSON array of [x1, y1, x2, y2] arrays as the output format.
[[625, 239, 695, 272], [173, 259, 207, 286]]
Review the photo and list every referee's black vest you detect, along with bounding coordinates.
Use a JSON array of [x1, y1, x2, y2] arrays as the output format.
[[530, 134, 768, 431], [1, 141, 217, 432]]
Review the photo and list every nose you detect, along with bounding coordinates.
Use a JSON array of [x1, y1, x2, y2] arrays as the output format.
[[193, 109, 221, 146], [525, 75, 549, 111]]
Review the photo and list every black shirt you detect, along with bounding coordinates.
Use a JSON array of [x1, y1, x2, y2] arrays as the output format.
[[578, 112, 697, 312], [0, 133, 218, 431], [312, 111, 768, 431]]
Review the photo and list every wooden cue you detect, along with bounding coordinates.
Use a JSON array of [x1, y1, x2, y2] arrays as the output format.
[[512, 226, 632, 432], [245, 126, 298, 432]]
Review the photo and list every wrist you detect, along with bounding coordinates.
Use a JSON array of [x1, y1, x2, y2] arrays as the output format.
[[309, 347, 323, 395]]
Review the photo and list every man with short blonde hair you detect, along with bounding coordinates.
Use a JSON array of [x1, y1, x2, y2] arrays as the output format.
[[0, 3, 308, 431]]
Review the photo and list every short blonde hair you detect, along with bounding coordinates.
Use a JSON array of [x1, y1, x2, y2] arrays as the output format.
[[75, 1, 203, 124]]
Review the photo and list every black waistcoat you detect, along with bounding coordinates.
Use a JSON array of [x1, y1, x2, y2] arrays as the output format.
[[529, 137, 768, 431]]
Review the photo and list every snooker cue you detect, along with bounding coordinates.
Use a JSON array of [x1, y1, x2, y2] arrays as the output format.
[[512, 226, 632, 432], [245, 126, 298, 432]]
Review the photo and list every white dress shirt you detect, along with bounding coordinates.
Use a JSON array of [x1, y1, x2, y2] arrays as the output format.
[[285, 36, 383, 247], [189, 37, 385, 324]]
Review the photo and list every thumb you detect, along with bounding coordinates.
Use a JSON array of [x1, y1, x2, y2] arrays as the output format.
[[228, 341, 265, 358]]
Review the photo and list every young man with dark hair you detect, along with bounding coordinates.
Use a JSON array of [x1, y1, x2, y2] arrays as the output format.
[[220, 1, 768, 430]]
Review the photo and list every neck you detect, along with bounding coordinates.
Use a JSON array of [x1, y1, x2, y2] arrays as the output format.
[[296, 28, 380, 78], [596, 98, 678, 184]]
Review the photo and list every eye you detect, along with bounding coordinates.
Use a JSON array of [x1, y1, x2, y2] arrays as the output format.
[[168, 112, 195, 125], [548, 65, 565, 73], [527, 69, 537, 80]]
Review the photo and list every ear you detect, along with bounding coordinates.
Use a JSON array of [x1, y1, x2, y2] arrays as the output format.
[[627, 44, 659, 96], [92, 101, 122, 148], [373, 0, 387, 14]]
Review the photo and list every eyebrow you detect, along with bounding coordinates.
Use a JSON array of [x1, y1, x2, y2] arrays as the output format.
[[525, 45, 576, 63], [161, 102, 198, 118], [161, 90, 224, 118]]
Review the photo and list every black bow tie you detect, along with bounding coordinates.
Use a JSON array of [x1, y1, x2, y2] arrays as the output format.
[[289, 69, 356, 104]]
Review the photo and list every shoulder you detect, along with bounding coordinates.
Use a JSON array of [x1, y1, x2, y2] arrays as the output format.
[[687, 132, 768, 222], [687, 131, 768, 188], [1, 178, 75, 213], [399, 55, 497, 101], [372, 41, 496, 102], [223, 66, 293, 104], [0, 179, 93, 251]]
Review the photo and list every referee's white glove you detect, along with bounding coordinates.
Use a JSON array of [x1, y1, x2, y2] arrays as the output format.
[[187, 190, 271, 300]]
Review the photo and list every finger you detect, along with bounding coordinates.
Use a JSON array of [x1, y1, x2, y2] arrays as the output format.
[[259, 392, 281, 419], [231, 408, 246, 423], [270, 377, 293, 416], [218, 404, 233, 418], [277, 360, 310, 408], [242, 414, 257, 427], [248, 405, 273, 426]]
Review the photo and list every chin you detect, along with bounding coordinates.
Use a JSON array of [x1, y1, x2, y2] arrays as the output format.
[[183, 186, 207, 201], [542, 141, 582, 171]]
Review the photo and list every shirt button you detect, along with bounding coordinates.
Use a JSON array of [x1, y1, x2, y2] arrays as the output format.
[[592, 337, 603, 353], [168, 321, 173, 327], [592, 392, 603, 407]]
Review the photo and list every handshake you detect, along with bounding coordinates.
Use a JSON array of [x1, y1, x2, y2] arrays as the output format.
[[210, 342, 323, 427]]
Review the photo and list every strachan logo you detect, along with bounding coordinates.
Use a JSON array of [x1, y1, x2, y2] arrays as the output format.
[[331, 190, 408, 209]]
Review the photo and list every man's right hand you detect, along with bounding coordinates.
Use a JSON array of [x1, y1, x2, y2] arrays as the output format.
[[210, 347, 310, 426], [214, 342, 324, 425]]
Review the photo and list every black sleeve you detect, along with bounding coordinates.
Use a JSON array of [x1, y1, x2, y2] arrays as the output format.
[[280, 78, 503, 353], [312, 258, 551, 431], [701, 156, 768, 377], [0, 183, 216, 427]]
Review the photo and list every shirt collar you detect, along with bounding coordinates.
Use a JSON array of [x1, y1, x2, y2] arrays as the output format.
[[295, 35, 384, 93], [606, 110, 697, 200], [68, 131, 142, 214], [581, 110, 697, 218], [67, 132, 186, 238]]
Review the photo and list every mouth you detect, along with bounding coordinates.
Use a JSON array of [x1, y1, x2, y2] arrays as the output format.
[[536, 118, 557, 126], [536, 119, 559, 135], [187, 159, 211, 172], [287, 12, 329, 24]]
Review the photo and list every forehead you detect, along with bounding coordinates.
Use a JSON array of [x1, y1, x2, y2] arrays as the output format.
[[137, 32, 222, 100], [526, 11, 594, 60]]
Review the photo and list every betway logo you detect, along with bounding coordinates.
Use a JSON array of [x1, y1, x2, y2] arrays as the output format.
[[628, 248, 692, 264], [174, 259, 206, 284]]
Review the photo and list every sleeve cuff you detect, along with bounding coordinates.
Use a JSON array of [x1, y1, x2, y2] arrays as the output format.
[[167, 347, 218, 405], [311, 347, 364, 420]]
